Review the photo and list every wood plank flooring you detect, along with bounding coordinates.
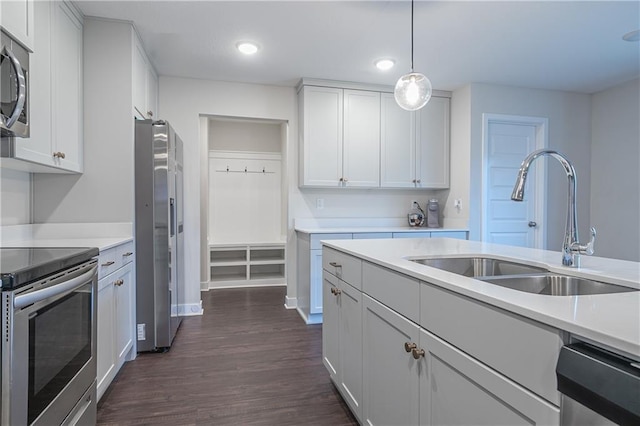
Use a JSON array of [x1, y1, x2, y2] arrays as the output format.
[[97, 287, 358, 425]]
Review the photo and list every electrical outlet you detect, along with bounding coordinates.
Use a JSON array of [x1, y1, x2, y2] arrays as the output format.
[[316, 198, 324, 210]]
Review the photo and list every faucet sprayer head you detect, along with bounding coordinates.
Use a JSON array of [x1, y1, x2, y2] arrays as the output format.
[[511, 169, 527, 201]]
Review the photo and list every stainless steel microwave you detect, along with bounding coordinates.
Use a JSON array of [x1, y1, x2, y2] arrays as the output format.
[[0, 30, 29, 138]]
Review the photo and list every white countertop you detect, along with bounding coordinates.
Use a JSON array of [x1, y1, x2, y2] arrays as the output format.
[[295, 226, 468, 234], [0, 223, 133, 252], [322, 237, 640, 358], [2, 237, 132, 252]]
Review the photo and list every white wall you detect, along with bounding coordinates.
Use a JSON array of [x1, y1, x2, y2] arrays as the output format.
[[0, 169, 31, 225], [451, 83, 592, 251], [209, 119, 282, 152], [590, 78, 640, 261], [160, 77, 444, 306]]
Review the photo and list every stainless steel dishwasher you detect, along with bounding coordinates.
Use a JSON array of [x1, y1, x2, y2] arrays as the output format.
[[556, 341, 640, 425]]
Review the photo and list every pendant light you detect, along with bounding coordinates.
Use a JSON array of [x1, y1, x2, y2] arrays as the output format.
[[394, 0, 432, 111]]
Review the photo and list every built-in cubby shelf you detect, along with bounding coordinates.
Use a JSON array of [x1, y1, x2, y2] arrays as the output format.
[[208, 243, 285, 289]]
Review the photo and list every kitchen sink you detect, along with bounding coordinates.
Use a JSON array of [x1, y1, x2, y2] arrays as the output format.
[[409, 256, 548, 277], [479, 274, 638, 296]]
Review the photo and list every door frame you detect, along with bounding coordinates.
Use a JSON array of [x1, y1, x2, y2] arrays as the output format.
[[481, 114, 548, 249]]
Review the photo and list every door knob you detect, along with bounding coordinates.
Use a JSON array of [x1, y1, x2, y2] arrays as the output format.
[[528, 221, 537, 228]]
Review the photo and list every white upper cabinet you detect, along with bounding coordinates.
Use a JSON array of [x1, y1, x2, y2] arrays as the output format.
[[380, 93, 415, 188], [0, 0, 35, 51], [299, 85, 343, 187], [4, 0, 83, 173], [416, 96, 450, 188], [299, 80, 450, 189], [381, 94, 450, 189], [133, 33, 158, 120], [342, 89, 380, 187]]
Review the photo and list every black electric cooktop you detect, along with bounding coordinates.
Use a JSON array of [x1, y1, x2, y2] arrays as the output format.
[[0, 247, 99, 290]]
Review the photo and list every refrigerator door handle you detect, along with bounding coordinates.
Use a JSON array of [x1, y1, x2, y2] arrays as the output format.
[[170, 198, 175, 237]]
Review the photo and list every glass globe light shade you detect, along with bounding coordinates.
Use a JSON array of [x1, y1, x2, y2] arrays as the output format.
[[394, 72, 432, 111]]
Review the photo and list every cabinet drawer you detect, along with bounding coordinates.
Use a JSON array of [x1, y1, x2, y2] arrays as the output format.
[[98, 248, 117, 279], [323, 247, 362, 290], [311, 233, 352, 250], [362, 262, 420, 324], [116, 240, 135, 265], [420, 283, 564, 405]]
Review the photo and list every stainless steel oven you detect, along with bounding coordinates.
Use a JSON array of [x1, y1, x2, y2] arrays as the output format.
[[0, 29, 29, 138], [1, 255, 98, 425]]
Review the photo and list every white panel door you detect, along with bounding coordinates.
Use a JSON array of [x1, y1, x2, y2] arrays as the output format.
[[343, 89, 380, 187], [114, 263, 134, 369], [301, 86, 343, 186], [416, 96, 450, 188], [485, 121, 540, 247], [339, 280, 363, 420], [322, 273, 341, 382], [380, 92, 415, 188]]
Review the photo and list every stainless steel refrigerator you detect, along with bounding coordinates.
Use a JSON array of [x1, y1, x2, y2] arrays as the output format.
[[134, 119, 184, 352]]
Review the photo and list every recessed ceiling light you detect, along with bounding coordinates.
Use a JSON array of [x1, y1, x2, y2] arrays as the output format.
[[237, 42, 259, 55], [622, 29, 640, 42], [375, 59, 395, 71]]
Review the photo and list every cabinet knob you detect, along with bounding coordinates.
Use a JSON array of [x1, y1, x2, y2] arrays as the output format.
[[339, 177, 344, 182], [412, 179, 416, 184], [343, 178, 348, 183], [330, 287, 342, 296], [114, 279, 124, 287], [416, 179, 421, 184], [412, 348, 425, 359], [404, 342, 417, 353], [147, 111, 153, 118], [52, 151, 66, 159], [329, 262, 342, 268], [101, 261, 115, 267]]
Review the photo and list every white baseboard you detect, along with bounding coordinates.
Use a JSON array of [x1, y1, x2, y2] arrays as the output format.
[[295, 307, 323, 325], [284, 295, 297, 309], [204, 281, 286, 290], [179, 301, 203, 316]]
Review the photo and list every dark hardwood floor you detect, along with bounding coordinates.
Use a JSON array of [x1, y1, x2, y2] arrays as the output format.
[[97, 287, 358, 425]]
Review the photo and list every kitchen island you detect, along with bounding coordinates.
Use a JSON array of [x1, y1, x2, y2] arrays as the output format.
[[320, 237, 639, 425]]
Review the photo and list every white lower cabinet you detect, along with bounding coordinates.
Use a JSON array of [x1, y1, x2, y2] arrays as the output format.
[[96, 243, 136, 401], [323, 270, 363, 421], [325, 247, 560, 426]]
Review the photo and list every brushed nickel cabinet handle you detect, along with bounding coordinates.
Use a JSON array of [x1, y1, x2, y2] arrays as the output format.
[[404, 342, 417, 353], [102, 261, 115, 267], [329, 262, 341, 268], [412, 348, 425, 359], [123, 252, 133, 257], [114, 279, 124, 287]]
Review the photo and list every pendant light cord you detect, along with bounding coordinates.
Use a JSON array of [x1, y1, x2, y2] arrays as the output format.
[[410, 0, 414, 72]]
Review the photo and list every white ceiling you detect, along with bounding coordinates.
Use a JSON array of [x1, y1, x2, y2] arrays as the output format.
[[75, 1, 640, 93]]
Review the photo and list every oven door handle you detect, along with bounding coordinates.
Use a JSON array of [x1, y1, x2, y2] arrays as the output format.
[[14, 266, 97, 310], [2, 46, 27, 128]]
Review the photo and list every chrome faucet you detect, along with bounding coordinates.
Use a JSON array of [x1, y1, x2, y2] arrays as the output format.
[[511, 149, 596, 267]]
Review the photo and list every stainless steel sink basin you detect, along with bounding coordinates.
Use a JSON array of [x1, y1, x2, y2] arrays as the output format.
[[410, 256, 548, 277], [479, 274, 638, 296]]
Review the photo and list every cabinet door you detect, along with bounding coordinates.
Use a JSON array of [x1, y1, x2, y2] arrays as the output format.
[[416, 96, 450, 188], [363, 295, 420, 426], [146, 66, 158, 119], [310, 249, 323, 314], [0, 0, 34, 51], [343, 89, 380, 187], [322, 272, 341, 382], [133, 36, 148, 119], [380, 92, 416, 188], [13, 0, 54, 167], [300, 86, 343, 187], [97, 277, 116, 401], [339, 280, 363, 421], [114, 263, 134, 369], [51, 1, 83, 172], [418, 328, 559, 426]]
